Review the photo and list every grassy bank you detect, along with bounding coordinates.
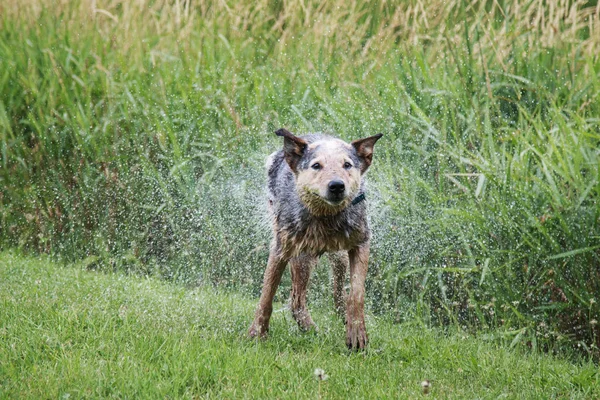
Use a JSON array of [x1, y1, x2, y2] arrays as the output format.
[[1, 0, 599, 353], [1, 252, 599, 398]]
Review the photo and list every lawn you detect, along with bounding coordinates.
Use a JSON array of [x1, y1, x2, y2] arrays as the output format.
[[1, 252, 598, 399]]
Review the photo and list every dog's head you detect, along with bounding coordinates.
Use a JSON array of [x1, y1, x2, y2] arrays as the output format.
[[275, 128, 383, 215]]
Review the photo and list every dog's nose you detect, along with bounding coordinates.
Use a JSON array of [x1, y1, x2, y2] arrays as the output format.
[[328, 180, 345, 195]]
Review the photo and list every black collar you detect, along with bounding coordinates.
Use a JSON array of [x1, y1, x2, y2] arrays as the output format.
[[351, 192, 366, 206]]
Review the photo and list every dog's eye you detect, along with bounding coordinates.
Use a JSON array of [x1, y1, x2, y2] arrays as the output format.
[[343, 162, 353, 169], [311, 163, 322, 170]]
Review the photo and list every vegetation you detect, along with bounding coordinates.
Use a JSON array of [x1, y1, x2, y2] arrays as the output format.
[[1, 0, 599, 355], [1, 252, 599, 398]]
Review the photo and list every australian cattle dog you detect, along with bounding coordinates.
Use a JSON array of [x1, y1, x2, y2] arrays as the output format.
[[248, 128, 383, 350]]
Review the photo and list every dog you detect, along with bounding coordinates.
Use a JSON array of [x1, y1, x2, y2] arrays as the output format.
[[248, 128, 383, 350]]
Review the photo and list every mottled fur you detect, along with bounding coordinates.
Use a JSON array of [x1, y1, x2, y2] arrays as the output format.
[[249, 128, 382, 350]]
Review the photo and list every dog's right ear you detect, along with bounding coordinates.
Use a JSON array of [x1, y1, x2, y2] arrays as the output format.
[[275, 128, 307, 172], [351, 133, 383, 173]]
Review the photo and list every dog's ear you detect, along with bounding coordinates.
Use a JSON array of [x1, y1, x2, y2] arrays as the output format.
[[275, 128, 307, 172], [351, 133, 383, 173]]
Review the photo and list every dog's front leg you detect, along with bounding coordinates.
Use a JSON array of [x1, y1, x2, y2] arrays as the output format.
[[248, 243, 289, 339], [346, 244, 369, 350]]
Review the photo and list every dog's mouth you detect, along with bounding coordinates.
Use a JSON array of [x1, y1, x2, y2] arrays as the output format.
[[298, 188, 351, 216], [324, 194, 346, 205], [310, 191, 346, 205]]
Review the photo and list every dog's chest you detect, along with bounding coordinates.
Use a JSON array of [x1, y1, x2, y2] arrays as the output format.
[[288, 216, 363, 255]]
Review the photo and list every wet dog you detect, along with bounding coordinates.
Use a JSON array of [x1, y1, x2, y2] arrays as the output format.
[[248, 128, 382, 350]]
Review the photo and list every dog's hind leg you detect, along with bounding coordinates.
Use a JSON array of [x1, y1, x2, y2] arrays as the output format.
[[249, 240, 289, 339], [327, 251, 348, 319], [290, 253, 318, 332]]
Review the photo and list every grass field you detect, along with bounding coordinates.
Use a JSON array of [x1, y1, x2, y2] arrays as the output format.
[[1, 0, 599, 355], [1, 252, 599, 399]]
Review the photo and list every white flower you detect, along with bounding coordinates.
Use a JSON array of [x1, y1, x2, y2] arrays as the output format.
[[314, 368, 328, 381], [421, 380, 431, 394]]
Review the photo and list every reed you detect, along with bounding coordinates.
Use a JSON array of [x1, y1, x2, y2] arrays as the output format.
[[1, 0, 599, 355]]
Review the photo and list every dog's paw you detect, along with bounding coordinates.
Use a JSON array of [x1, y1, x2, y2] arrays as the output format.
[[346, 318, 368, 351], [298, 319, 318, 333], [292, 310, 318, 332], [335, 308, 347, 322], [248, 323, 268, 339]]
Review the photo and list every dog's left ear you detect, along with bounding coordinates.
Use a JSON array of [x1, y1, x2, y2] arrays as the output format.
[[352, 133, 383, 173], [275, 128, 308, 172]]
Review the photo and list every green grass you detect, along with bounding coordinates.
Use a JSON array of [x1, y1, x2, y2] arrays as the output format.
[[1, 252, 599, 399], [1, 0, 599, 353]]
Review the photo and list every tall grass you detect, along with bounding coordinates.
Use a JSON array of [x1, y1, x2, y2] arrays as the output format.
[[1, 0, 599, 355]]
